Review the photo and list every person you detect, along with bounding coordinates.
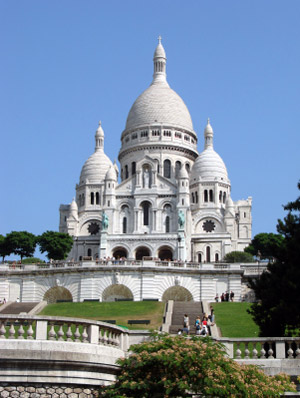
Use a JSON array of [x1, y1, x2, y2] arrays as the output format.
[[225, 291, 230, 302], [195, 316, 201, 335], [230, 290, 235, 302], [3, 298, 6, 304], [221, 293, 225, 302], [215, 293, 219, 302], [183, 314, 189, 331]]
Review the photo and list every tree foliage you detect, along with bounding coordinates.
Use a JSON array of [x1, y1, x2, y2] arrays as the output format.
[[5, 231, 36, 262], [100, 333, 295, 398], [245, 233, 284, 260], [37, 231, 73, 260], [223, 251, 254, 263], [0, 234, 12, 262], [248, 181, 300, 336]]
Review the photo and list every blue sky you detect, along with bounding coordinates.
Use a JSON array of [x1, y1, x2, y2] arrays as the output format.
[[1, 1, 300, 259]]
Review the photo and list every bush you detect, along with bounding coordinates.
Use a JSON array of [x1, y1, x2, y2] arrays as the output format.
[[223, 251, 254, 263], [22, 257, 45, 264], [100, 333, 295, 397]]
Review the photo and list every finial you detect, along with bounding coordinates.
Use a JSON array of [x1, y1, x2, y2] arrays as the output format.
[[158, 35, 162, 44], [207, 117, 210, 125], [98, 120, 101, 126]]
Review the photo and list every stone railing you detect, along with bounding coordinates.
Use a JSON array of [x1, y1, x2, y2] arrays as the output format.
[[0, 314, 129, 350], [1, 260, 257, 272], [219, 337, 300, 360]]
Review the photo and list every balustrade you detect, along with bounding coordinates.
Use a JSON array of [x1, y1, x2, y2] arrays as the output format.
[[0, 315, 127, 350], [220, 338, 300, 360]]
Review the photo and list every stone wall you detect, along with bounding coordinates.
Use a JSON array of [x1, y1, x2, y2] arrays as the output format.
[[0, 384, 99, 398]]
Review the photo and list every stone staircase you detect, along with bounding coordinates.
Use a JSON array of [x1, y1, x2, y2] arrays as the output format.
[[168, 301, 204, 334], [0, 302, 40, 315]]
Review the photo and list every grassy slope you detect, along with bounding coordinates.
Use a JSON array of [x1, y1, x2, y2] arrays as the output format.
[[211, 302, 259, 338], [39, 301, 165, 330]]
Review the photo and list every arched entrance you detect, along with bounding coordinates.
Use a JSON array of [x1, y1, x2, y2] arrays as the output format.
[[113, 247, 128, 259], [135, 246, 150, 260], [158, 246, 173, 260], [43, 287, 73, 303], [162, 286, 193, 302], [102, 284, 134, 302]]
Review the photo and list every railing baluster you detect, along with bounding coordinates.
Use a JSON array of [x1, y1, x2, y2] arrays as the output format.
[[48, 322, 56, 340], [82, 326, 88, 343], [244, 343, 250, 359], [235, 343, 241, 359], [252, 342, 258, 359], [295, 341, 300, 359], [0, 321, 6, 339], [74, 324, 81, 342], [17, 322, 25, 339], [260, 343, 266, 359], [57, 324, 64, 341], [267, 341, 274, 359], [8, 321, 15, 339], [287, 342, 294, 359], [27, 322, 34, 340], [66, 324, 73, 341]]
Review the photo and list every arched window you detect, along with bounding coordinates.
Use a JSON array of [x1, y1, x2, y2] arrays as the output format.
[[175, 161, 181, 178], [223, 192, 226, 204], [131, 162, 136, 175], [82, 194, 85, 205], [91, 192, 94, 205], [206, 246, 211, 263], [142, 202, 150, 226], [185, 163, 190, 173], [122, 217, 127, 233], [121, 169, 123, 181], [195, 191, 198, 204], [96, 192, 100, 205], [219, 191, 222, 202], [191, 192, 195, 203], [165, 216, 170, 233], [215, 253, 219, 262], [209, 189, 214, 202], [87, 248, 92, 257], [125, 165, 129, 179], [163, 159, 171, 178], [204, 190, 208, 202], [198, 253, 202, 263]]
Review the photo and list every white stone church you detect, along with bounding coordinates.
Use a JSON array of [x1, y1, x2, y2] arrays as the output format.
[[59, 38, 252, 264]]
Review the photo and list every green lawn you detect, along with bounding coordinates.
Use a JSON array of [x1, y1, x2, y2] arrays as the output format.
[[38, 301, 165, 330], [211, 302, 259, 338]]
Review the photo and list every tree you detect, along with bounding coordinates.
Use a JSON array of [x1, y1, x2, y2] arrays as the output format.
[[245, 233, 284, 261], [5, 231, 36, 262], [0, 234, 12, 262], [37, 231, 73, 260], [100, 333, 295, 398], [248, 181, 300, 336], [223, 251, 254, 263]]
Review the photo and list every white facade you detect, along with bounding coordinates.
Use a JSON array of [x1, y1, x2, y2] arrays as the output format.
[[59, 38, 252, 264]]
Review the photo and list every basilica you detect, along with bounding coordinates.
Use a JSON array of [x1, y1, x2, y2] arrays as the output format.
[[59, 38, 252, 263]]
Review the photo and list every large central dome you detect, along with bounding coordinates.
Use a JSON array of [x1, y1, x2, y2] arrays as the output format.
[[125, 83, 194, 131], [125, 37, 194, 132]]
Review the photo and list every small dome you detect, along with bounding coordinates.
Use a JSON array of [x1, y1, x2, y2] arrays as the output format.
[[125, 84, 194, 131], [80, 151, 113, 184], [225, 195, 234, 208], [106, 165, 117, 181], [178, 166, 189, 179], [191, 147, 229, 182], [95, 121, 104, 138], [70, 198, 78, 220]]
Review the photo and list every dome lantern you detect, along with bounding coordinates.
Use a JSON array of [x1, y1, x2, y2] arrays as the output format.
[[152, 36, 168, 85], [95, 121, 104, 152], [204, 118, 214, 149]]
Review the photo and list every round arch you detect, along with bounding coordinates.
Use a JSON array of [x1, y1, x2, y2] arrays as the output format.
[[158, 246, 173, 260], [112, 247, 128, 259], [102, 284, 133, 302], [135, 246, 151, 260], [43, 286, 73, 303], [162, 286, 193, 302]]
